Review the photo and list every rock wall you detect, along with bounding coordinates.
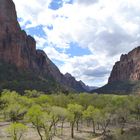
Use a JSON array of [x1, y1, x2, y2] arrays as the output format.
[[109, 46, 140, 83], [0, 0, 89, 92]]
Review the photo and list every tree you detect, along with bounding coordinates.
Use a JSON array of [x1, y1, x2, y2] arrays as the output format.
[[26, 105, 44, 140], [6, 122, 27, 140], [26, 105, 54, 140], [49, 106, 69, 135], [132, 96, 140, 120], [4, 102, 26, 122], [24, 90, 42, 98], [83, 106, 101, 134], [0, 91, 27, 122], [112, 96, 132, 134], [67, 104, 83, 138], [99, 109, 112, 135]]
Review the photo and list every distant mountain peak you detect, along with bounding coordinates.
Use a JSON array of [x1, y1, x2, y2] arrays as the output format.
[[64, 73, 73, 78]]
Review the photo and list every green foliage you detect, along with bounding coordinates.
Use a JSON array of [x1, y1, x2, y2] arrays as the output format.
[[24, 90, 41, 98], [83, 106, 101, 122], [0, 90, 28, 122], [26, 105, 43, 125], [109, 128, 140, 140], [0, 61, 61, 93], [26, 105, 54, 140], [6, 122, 27, 140], [0, 90, 140, 140], [67, 104, 83, 122], [94, 80, 140, 95]]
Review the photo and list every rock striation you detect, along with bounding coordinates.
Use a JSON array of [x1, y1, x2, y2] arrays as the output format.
[[0, 0, 89, 93]]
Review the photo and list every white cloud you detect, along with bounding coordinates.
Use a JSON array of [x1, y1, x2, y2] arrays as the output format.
[[44, 46, 70, 62], [75, 0, 99, 5], [13, 0, 140, 86], [34, 36, 47, 49]]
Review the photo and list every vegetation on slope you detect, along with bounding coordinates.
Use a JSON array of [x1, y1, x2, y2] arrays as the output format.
[[93, 80, 140, 95], [0, 61, 62, 93]]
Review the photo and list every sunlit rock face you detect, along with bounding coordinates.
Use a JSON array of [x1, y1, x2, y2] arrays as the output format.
[[109, 46, 140, 83]]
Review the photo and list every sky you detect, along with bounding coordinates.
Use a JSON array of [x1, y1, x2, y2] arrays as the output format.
[[13, 0, 140, 87]]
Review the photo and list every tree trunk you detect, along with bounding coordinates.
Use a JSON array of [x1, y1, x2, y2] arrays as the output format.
[[53, 124, 56, 136], [71, 122, 74, 138], [14, 129, 17, 140], [87, 120, 90, 127], [61, 121, 64, 135], [102, 119, 110, 135], [92, 120, 95, 134], [97, 123, 100, 130], [36, 126, 43, 140], [120, 122, 125, 135], [76, 121, 79, 131]]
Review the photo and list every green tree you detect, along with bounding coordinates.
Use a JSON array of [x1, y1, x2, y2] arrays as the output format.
[[67, 104, 83, 138], [49, 106, 69, 135], [24, 90, 42, 98], [6, 122, 27, 140], [26, 105, 54, 140], [26, 105, 44, 140], [83, 106, 101, 134]]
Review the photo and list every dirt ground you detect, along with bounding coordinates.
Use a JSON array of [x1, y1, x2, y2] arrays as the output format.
[[3, 122, 139, 140], [0, 122, 101, 140]]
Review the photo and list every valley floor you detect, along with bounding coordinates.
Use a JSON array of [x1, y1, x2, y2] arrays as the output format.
[[0, 122, 99, 140], [1, 121, 140, 140]]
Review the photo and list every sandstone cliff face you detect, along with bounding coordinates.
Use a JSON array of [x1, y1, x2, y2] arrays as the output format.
[[0, 0, 37, 69], [0, 0, 63, 80], [108, 46, 140, 83], [0, 0, 89, 92]]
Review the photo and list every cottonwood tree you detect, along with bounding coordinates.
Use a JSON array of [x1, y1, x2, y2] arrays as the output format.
[[112, 96, 132, 134], [6, 122, 27, 140], [0, 91, 27, 122], [132, 96, 140, 120], [83, 105, 101, 134], [49, 106, 69, 135], [26, 105, 54, 140], [26, 105, 44, 140], [67, 104, 83, 138]]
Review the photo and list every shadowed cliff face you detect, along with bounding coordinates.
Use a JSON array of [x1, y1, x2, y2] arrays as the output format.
[[0, 0, 89, 93], [0, 0, 62, 75], [0, 0, 37, 69], [0, 0, 20, 32], [109, 46, 140, 83]]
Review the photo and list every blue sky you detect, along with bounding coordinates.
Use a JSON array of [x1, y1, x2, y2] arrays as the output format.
[[13, 0, 140, 86]]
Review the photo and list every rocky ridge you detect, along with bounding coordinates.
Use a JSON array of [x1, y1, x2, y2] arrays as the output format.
[[109, 46, 140, 83], [0, 0, 89, 93], [94, 46, 140, 94]]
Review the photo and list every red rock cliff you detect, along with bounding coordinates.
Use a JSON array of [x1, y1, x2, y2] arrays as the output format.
[[0, 0, 38, 69], [108, 46, 140, 83], [0, 0, 89, 92]]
